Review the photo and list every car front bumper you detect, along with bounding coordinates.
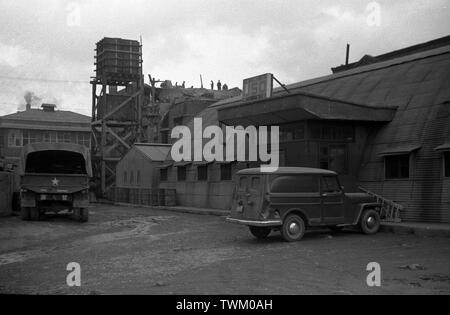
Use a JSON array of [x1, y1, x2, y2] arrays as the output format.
[[226, 217, 282, 227]]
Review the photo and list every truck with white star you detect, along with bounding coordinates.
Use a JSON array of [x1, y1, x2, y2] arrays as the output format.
[[19, 143, 92, 222]]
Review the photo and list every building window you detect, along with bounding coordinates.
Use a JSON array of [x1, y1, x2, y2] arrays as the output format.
[[43, 132, 57, 143], [221, 163, 232, 181], [177, 166, 187, 181], [123, 171, 128, 185], [319, 144, 348, 174], [77, 133, 91, 147], [310, 123, 354, 142], [136, 171, 141, 186], [8, 130, 22, 147], [160, 168, 168, 181], [445, 152, 450, 178], [198, 165, 208, 181], [22, 130, 38, 146], [385, 155, 410, 179], [59, 132, 72, 143]]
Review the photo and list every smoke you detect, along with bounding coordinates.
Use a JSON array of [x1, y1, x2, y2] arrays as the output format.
[[20, 91, 42, 110]]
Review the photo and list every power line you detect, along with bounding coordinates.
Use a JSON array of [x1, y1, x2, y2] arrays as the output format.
[[0, 75, 90, 84]]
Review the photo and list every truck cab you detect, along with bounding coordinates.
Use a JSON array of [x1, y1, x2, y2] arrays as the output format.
[[19, 143, 92, 222], [227, 167, 382, 242]]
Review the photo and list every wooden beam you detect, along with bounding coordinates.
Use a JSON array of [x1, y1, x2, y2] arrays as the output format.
[[106, 126, 131, 150], [103, 91, 140, 121]]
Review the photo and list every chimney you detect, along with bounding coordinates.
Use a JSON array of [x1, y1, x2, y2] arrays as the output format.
[[26, 103, 31, 111], [41, 103, 56, 112]]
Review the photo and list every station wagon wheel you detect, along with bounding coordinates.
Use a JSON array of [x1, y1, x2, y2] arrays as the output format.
[[281, 214, 305, 242], [360, 209, 381, 235], [249, 226, 271, 240]]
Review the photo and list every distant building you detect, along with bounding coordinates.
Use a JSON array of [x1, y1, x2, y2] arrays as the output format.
[[0, 103, 91, 168], [115, 143, 171, 189]]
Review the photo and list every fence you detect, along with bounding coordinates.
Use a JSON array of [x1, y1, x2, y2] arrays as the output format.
[[113, 188, 176, 207]]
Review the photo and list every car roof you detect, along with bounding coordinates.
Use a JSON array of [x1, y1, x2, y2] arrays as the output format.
[[237, 167, 337, 176]]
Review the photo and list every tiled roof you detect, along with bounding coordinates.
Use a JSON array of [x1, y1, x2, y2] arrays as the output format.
[[1, 108, 91, 124]]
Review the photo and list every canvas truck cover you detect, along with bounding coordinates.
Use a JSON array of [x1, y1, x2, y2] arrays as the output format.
[[19, 143, 93, 177]]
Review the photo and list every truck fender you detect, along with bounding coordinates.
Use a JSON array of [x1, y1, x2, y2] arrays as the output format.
[[282, 208, 310, 225], [353, 203, 382, 225]]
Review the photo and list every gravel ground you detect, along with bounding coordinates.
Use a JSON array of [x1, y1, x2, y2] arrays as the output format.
[[0, 204, 449, 295]]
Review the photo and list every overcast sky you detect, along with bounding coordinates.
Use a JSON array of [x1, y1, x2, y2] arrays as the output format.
[[0, 0, 449, 116]]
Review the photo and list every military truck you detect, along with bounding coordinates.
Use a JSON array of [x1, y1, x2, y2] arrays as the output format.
[[19, 143, 92, 222]]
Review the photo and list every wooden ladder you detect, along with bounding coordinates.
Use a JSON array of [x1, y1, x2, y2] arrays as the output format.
[[359, 187, 403, 223]]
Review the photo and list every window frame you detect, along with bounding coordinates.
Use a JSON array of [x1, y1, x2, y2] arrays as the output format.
[[197, 165, 208, 181], [177, 166, 187, 182], [384, 154, 411, 180], [269, 175, 320, 194], [8, 130, 23, 147], [220, 163, 233, 181]]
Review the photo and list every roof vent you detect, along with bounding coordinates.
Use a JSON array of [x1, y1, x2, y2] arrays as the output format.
[[41, 103, 56, 112]]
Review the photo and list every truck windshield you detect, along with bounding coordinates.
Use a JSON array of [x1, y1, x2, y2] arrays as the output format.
[[25, 150, 87, 175]]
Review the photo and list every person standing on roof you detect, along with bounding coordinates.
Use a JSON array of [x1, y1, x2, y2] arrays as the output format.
[[217, 80, 222, 91], [211, 80, 214, 90], [223, 83, 228, 91]]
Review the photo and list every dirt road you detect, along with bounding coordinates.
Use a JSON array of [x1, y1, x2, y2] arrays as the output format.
[[0, 204, 449, 295]]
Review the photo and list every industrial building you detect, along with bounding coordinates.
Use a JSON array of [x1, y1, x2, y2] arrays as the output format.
[[159, 36, 450, 223]]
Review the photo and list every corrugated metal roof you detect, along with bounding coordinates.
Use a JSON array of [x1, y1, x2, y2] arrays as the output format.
[[1, 109, 91, 124], [134, 144, 171, 162]]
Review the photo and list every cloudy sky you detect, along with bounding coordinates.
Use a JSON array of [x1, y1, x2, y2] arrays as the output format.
[[0, 0, 449, 116]]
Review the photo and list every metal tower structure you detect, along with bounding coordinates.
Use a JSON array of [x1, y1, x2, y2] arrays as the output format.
[[91, 37, 144, 196]]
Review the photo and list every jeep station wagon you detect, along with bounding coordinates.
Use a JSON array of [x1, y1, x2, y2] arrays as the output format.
[[227, 167, 382, 242]]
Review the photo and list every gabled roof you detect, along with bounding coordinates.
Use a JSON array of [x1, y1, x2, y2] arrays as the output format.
[[133, 143, 171, 162]]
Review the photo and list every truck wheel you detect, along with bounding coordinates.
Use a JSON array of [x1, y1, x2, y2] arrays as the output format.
[[20, 207, 31, 221], [29, 207, 40, 221], [249, 226, 271, 240], [77, 208, 89, 223], [281, 214, 305, 242], [360, 209, 381, 235]]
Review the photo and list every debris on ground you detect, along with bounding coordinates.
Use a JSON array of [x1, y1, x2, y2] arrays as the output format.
[[399, 264, 426, 271]]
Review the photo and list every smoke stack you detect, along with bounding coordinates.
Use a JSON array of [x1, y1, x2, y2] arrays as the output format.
[[26, 103, 31, 111], [346, 44, 350, 65]]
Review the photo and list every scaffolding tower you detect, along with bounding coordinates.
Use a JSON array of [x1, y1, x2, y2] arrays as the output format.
[[91, 37, 144, 196]]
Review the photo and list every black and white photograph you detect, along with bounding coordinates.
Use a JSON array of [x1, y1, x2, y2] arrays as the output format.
[[0, 0, 449, 300]]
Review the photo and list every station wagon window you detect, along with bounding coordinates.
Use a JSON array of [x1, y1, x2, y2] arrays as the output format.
[[160, 168, 168, 181], [445, 152, 450, 178], [270, 175, 319, 193], [198, 165, 208, 181], [221, 163, 232, 181], [177, 166, 187, 181], [321, 176, 341, 193], [239, 177, 248, 189], [385, 155, 410, 179]]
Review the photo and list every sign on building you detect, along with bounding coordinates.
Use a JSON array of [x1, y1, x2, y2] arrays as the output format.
[[243, 73, 274, 101]]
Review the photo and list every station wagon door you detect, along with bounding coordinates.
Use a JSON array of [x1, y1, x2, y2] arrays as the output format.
[[321, 175, 345, 224], [269, 175, 322, 225]]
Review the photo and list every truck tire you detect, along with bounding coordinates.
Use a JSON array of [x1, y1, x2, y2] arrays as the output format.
[[20, 207, 31, 221], [360, 209, 381, 235], [281, 214, 306, 242], [29, 207, 40, 221], [249, 226, 271, 240]]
